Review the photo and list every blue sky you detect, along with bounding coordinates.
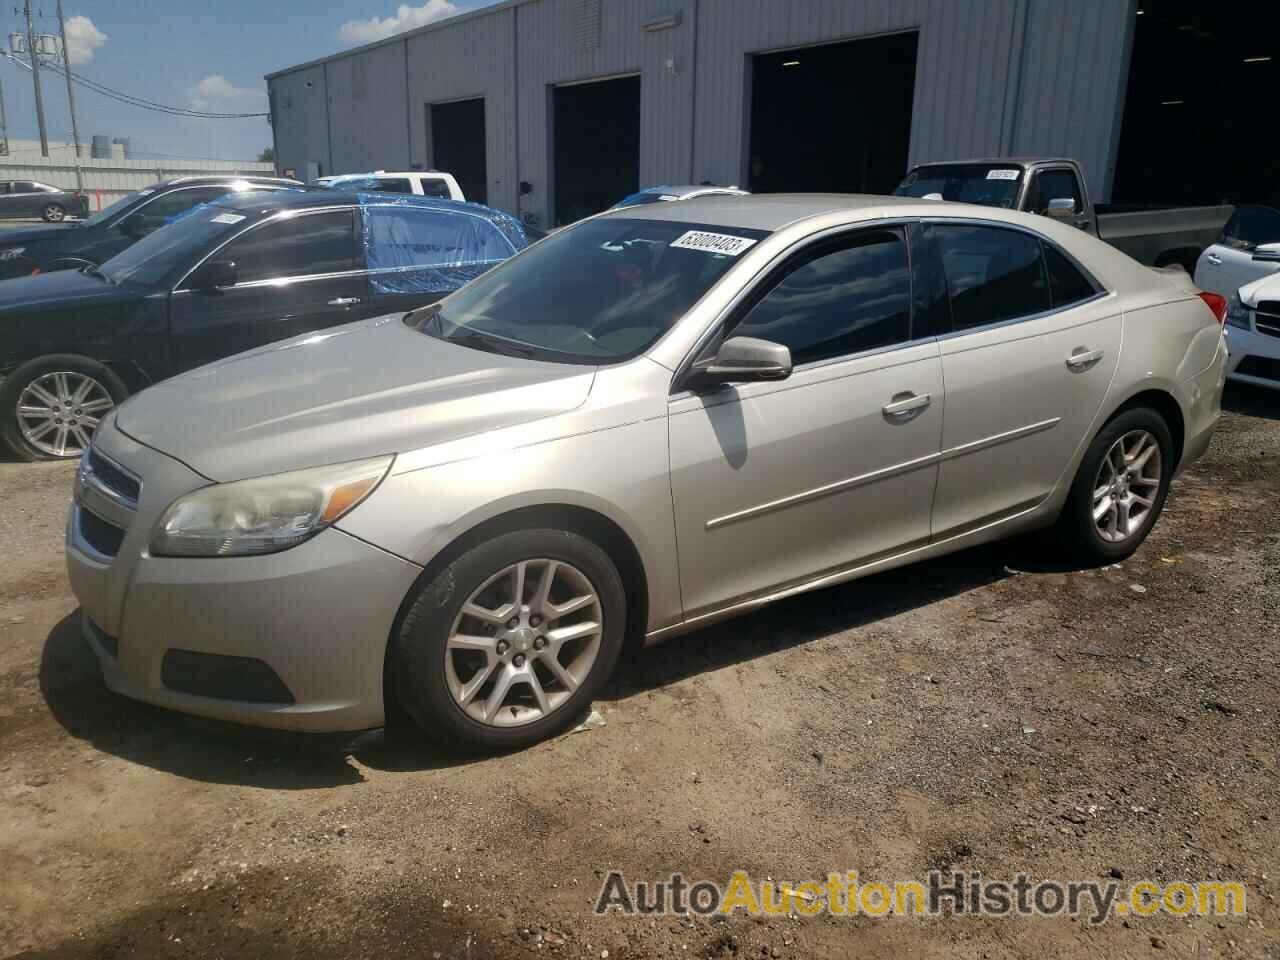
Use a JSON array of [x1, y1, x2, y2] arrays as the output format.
[[1, 0, 499, 163]]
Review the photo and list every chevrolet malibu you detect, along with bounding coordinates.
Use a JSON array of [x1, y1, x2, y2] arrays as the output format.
[[66, 195, 1227, 752]]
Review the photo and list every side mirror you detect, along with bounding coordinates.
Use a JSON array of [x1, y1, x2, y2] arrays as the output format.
[[188, 259, 237, 290], [1252, 242, 1280, 263], [1045, 198, 1076, 219], [696, 336, 792, 386]]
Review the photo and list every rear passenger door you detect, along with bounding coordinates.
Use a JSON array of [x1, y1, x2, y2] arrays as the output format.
[[926, 221, 1120, 538], [169, 208, 364, 371], [361, 203, 516, 315]]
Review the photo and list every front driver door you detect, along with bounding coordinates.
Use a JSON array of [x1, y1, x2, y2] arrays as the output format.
[[168, 207, 364, 372], [668, 224, 944, 619]]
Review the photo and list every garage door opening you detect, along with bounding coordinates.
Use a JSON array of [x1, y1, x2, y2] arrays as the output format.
[[553, 75, 640, 225], [431, 98, 487, 204], [748, 31, 918, 195], [1112, 1, 1279, 206]]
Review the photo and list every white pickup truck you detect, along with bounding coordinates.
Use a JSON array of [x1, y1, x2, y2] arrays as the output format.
[[895, 157, 1232, 273], [315, 170, 465, 201]]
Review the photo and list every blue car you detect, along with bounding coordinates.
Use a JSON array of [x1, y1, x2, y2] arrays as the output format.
[[0, 189, 537, 459]]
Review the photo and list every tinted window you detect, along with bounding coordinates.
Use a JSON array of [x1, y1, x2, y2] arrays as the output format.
[[365, 205, 510, 270], [934, 224, 1050, 331], [1220, 205, 1280, 251], [102, 204, 257, 287], [732, 228, 911, 364], [415, 218, 767, 363], [374, 177, 414, 195], [1043, 242, 1096, 308], [13, 181, 39, 192], [222, 210, 357, 283], [0, 183, 11, 195], [1026, 169, 1083, 215], [419, 178, 452, 199]]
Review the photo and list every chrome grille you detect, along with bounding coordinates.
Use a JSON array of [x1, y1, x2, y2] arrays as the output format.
[[82, 448, 141, 508], [1256, 302, 1280, 339]]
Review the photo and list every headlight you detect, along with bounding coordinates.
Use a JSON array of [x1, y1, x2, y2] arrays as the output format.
[[0, 246, 27, 260], [150, 456, 393, 557], [1225, 295, 1252, 330]]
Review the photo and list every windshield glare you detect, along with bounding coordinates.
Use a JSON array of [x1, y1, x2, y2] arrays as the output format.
[[894, 164, 1024, 208], [99, 204, 248, 286], [413, 217, 767, 363]]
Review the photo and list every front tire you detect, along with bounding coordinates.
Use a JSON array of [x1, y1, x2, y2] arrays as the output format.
[[0, 355, 127, 461], [1056, 407, 1174, 563], [394, 528, 626, 753], [42, 203, 65, 223]]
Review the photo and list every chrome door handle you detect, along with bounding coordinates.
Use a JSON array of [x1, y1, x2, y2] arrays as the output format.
[[328, 297, 361, 306], [1066, 348, 1104, 370], [882, 392, 932, 417], [1205, 253, 1222, 265]]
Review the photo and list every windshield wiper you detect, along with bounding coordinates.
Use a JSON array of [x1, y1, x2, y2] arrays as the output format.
[[82, 264, 112, 284]]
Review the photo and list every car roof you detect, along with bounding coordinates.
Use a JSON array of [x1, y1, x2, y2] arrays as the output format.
[[910, 158, 1071, 169], [601, 193, 961, 231], [207, 186, 521, 224]]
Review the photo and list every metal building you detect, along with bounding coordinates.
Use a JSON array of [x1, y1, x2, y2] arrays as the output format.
[[266, 0, 1276, 227]]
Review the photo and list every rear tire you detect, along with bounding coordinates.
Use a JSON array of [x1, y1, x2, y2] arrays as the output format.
[[393, 528, 626, 753], [42, 203, 65, 223], [0, 354, 128, 461], [1055, 407, 1173, 564]]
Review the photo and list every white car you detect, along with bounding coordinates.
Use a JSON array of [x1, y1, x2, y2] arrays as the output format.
[[316, 170, 465, 201], [1194, 205, 1280, 299], [1223, 272, 1280, 390]]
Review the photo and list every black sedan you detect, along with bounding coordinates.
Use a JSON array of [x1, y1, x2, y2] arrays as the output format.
[[0, 188, 536, 459], [0, 175, 300, 281]]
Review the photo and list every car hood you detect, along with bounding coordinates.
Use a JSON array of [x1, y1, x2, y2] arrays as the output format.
[[0, 269, 144, 314], [1238, 271, 1280, 307], [115, 314, 598, 482], [0, 222, 79, 248]]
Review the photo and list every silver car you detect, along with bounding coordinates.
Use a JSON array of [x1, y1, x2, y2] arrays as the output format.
[[66, 195, 1227, 752]]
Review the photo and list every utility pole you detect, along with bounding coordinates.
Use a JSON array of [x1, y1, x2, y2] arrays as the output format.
[[55, 0, 79, 158], [23, 0, 48, 157], [0, 77, 8, 157]]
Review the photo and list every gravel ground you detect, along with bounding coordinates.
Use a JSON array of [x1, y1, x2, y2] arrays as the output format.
[[0, 385, 1277, 959]]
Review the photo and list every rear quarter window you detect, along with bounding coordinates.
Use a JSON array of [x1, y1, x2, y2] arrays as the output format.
[[934, 224, 1051, 330]]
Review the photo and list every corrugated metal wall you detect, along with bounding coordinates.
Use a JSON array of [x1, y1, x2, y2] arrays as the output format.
[[327, 45, 412, 175], [271, 64, 331, 180], [268, 0, 1134, 223]]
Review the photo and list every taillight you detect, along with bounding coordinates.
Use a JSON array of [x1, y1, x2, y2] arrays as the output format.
[[1198, 291, 1228, 325]]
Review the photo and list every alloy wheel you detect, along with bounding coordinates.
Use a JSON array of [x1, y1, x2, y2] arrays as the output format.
[[444, 558, 603, 727], [43, 204, 64, 222], [16, 371, 115, 457], [1092, 429, 1162, 544]]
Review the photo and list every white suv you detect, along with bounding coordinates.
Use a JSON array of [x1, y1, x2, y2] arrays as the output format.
[[316, 170, 465, 201]]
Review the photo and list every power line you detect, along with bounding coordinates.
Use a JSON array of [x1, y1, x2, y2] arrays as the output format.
[[39, 61, 269, 118]]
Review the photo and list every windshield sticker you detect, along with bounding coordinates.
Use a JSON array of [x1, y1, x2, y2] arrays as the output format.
[[670, 230, 758, 257], [986, 169, 1021, 180], [210, 212, 246, 224]]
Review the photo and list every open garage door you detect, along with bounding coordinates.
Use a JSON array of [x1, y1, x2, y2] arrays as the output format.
[[431, 98, 487, 205], [553, 75, 640, 225], [748, 32, 918, 195], [1113, 1, 1279, 206]]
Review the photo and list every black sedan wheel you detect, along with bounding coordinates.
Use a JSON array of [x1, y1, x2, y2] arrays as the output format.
[[42, 203, 66, 223], [0, 355, 128, 461]]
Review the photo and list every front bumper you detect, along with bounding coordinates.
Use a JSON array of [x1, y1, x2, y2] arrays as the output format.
[[65, 419, 422, 732], [1224, 322, 1280, 391]]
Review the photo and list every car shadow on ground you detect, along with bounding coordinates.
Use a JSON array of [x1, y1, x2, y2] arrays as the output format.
[[40, 534, 1058, 782], [1223, 381, 1280, 420]]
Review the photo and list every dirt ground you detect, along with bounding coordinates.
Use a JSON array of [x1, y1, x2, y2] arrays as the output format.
[[1, 386, 1277, 960]]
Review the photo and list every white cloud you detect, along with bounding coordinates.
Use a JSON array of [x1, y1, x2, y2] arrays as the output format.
[[338, 0, 459, 45], [189, 74, 266, 113], [63, 14, 106, 64]]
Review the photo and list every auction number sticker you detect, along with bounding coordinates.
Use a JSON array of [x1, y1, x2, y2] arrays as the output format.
[[986, 169, 1021, 180], [670, 231, 758, 256], [210, 212, 247, 224]]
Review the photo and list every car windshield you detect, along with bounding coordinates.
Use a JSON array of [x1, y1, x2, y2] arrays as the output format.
[[1220, 205, 1280, 251], [894, 163, 1025, 208], [99, 203, 252, 286], [410, 217, 768, 363], [80, 188, 154, 228]]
